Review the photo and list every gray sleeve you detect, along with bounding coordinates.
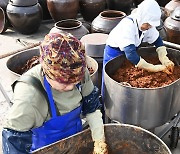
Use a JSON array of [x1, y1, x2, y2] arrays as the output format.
[[81, 68, 94, 97], [3, 82, 48, 131]]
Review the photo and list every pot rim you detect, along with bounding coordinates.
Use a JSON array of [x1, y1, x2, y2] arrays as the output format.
[[99, 10, 126, 20], [8, 0, 38, 7], [105, 124, 171, 154], [104, 47, 180, 90], [54, 19, 82, 30], [86, 55, 98, 77]]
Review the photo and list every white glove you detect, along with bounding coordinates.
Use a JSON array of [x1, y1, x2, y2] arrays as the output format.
[[86, 110, 108, 154], [86, 110, 105, 141], [136, 57, 172, 74], [156, 46, 174, 73], [93, 140, 108, 154]]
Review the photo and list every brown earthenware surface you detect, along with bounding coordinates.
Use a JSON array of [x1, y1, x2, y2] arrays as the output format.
[[91, 10, 126, 34], [79, 0, 106, 22], [106, 0, 134, 15], [47, 0, 79, 22], [112, 56, 180, 88], [6, 3, 43, 34], [164, 7, 180, 45]]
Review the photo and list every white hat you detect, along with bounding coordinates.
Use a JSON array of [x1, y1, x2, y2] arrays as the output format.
[[135, 0, 161, 28]]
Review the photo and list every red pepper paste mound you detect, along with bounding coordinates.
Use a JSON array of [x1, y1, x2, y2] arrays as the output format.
[[18, 56, 94, 75], [112, 56, 180, 88]]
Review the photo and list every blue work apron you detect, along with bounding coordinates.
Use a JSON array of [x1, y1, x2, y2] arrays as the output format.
[[30, 76, 82, 152], [101, 45, 124, 99], [100, 45, 124, 122]]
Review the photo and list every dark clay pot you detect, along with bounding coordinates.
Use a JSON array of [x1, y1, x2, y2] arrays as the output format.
[[0, 7, 8, 33], [106, 0, 133, 15], [164, 6, 180, 44], [6, 3, 43, 34], [156, 0, 171, 7], [79, 0, 106, 22], [133, 0, 143, 7], [50, 19, 89, 40], [161, 7, 169, 21], [0, 0, 11, 32], [47, 0, 79, 22], [165, 0, 180, 15], [156, 20, 168, 41], [38, 0, 51, 20], [0, 0, 8, 10], [91, 10, 126, 34], [8, 0, 38, 6]]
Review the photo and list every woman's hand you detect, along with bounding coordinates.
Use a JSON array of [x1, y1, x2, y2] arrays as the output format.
[[156, 46, 174, 73], [93, 140, 108, 154], [136, 57, 173, 74]]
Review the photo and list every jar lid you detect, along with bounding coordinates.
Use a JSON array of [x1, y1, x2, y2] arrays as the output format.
[[9, 0, 38, 6], [171, 6, 180, 21]]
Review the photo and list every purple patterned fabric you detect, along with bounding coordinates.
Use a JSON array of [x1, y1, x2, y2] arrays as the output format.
[[40, 32, 86, 84]]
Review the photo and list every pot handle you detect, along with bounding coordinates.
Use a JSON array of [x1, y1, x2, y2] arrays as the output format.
[[111, 120, 121, 124]]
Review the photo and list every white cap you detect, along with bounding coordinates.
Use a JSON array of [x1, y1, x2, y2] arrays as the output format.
[[135, 0, 161, 28]]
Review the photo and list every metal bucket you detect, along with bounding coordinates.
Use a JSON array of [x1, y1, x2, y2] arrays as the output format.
[[80, 33, 108, 58], [80, 33, 108, 89], [6, 48, 99, 87], [104, 47, 180, 129], [86, 55, 98, 87], [32, 124, 171, 154]]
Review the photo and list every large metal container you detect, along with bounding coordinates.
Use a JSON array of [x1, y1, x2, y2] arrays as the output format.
[[80, 33, 108, 58], [33, 124, 171, 154], [6, 48, 99, 87], [104, 47, 180, 129]]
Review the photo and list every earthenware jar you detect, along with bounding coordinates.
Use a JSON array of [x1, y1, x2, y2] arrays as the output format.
[[156, 0, 171, 7], [0, 0, 8, 10], [156, 20, 168, 40], [0, 0, 12, 29], [38, 0, 51, 20], [91, 10, 126, 34], [79, 0, 106, 22], [47, 0, 79, 22], [106, 0, 133, 15], [161, 7, 169, 21], [0, 7, 8, 33], [133, 0, 143, 7], [165, 0, 180, 16], [6, 0, 43, 34], [164, 6, 180, 44], [50, 19, 89, 40]]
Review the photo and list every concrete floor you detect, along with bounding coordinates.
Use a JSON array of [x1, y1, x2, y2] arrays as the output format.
[[0, 20, 179, 154]]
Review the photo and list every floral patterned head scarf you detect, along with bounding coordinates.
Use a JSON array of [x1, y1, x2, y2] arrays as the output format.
[[40, 32, 86, 84]]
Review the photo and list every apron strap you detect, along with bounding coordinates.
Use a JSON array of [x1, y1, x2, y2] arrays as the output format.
[[44, 76, 57, 118]]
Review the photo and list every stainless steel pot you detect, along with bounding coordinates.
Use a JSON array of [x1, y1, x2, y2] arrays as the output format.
[[80, 33, 108, 57], [6, 48, 98, 87], [86, 56, 98, 87], [32, 124, 171, 154], [104, 46, 180, 129]]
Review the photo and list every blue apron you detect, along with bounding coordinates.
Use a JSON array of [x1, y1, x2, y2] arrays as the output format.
[[101, 45, 124, 99], [30, 76, 82, 152]]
